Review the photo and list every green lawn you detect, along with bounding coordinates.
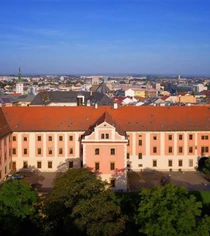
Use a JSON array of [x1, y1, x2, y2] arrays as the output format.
[[199, 191, 210, 204]]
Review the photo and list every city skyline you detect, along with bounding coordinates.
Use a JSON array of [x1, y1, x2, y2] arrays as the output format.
[[1, 0, 210, 75]]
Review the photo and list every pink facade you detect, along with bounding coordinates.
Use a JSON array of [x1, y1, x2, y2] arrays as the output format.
[[150, 133, 161, 156], [82, 121, 128, 190], [164, 133, 174, 155], [0, 134, 12, 181], [46, 133, 55, 157], [85, 143, 125, 174], [135, 133, 146, 156]]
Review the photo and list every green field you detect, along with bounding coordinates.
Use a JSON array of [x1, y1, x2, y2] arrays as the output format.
[[199, 191, 210, 204], [191, 190, 210, 205]]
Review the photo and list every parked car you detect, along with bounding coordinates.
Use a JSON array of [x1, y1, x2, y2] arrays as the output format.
[[6, 174, 24, 181]]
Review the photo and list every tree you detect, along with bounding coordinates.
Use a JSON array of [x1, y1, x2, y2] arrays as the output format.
[[0, 180, 38, 235], [44, 168, 126, 236], [203, 158, 210, 176], [135, 183, 202, 236]]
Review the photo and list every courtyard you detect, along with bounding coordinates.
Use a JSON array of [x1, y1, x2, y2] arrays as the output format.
[[16, 170, 210, 193], [128, 170, 210, 192]]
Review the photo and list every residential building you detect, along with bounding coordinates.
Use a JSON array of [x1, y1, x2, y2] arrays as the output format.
[[0, 109, 12, 181]]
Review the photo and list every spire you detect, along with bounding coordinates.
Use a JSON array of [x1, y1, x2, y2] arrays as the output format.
[[18, 67, 22, 82]]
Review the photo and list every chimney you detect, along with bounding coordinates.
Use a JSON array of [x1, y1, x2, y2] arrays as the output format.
[[90, 90, 93, 96], [113, 103, 118, 109], [95, 103, 98, 109]]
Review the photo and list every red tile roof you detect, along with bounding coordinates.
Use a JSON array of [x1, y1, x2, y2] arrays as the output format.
[[1, 106, 210, 132], [0, 109, 12, 138], [82, 111, 126, 137]]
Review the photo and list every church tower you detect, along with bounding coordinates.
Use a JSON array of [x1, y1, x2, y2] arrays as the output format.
[[16, 67, 23, 94]]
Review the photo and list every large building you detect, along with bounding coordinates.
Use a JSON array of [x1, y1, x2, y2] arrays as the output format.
[[0, 105, 210, 191]]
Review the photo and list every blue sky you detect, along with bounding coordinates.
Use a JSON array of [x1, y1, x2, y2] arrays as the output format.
[[0, 0, 210, 75]]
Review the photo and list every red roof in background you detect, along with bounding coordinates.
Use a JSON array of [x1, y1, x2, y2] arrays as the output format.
[[113, 97, 125, 104], [1, 106, 210, 132], [179, 92, 188, 96], [160, 95, 169, 101], [8, 93, 21, 97], [202, 90, 210, 95]]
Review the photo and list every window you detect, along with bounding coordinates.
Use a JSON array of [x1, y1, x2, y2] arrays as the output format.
[[179, 134, 183, 140], [178, 146, 183, 153], [101, 133, 109, 139], [178, 160, 183, 167], [127, 153, 130, 159], [139, 140, 142, 146], [37, 161, 42, 169], [48, 148, 52, 155], [59, 136, 63, 141], [153, 135, 157, 140], [110, 148, 115, 155], [12, 161, 16, 170], [110, 162, 115, 170], [138, 164, 143, 167], [23, 161, 28, 168], [69, 136, 73, 141], [189, 159, 193, 167], [127, 139, 130, 146], [138, 153, 142, 159], [189, 134, 193, 140], [95, 162, 100, 171], [201, 146, 209, 153], [127, 164, 130, 168], [23, 148, 27, 155], [189, 146, 193, 153], [153, 160, 157, 167], [12, 136, 16, 141], [110, 179, 116, 188], [38, 136, 41, 141], [153, 147, 157, 153], [48, 161, 52, 168], [95, 148, 99, 155], [168, 135, 172, 140], [168, 147, 173, 153], [48, 136, 52, 141], [69, 148, 73, 154], [59, 148, 63, 154], [201, 135, 209, 140], [12, 148, 16, 155], [37, 148, 41, 155], [168, 160, 173, 167], [69, 161, 73, 168], [23, 136, 27, 141]]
